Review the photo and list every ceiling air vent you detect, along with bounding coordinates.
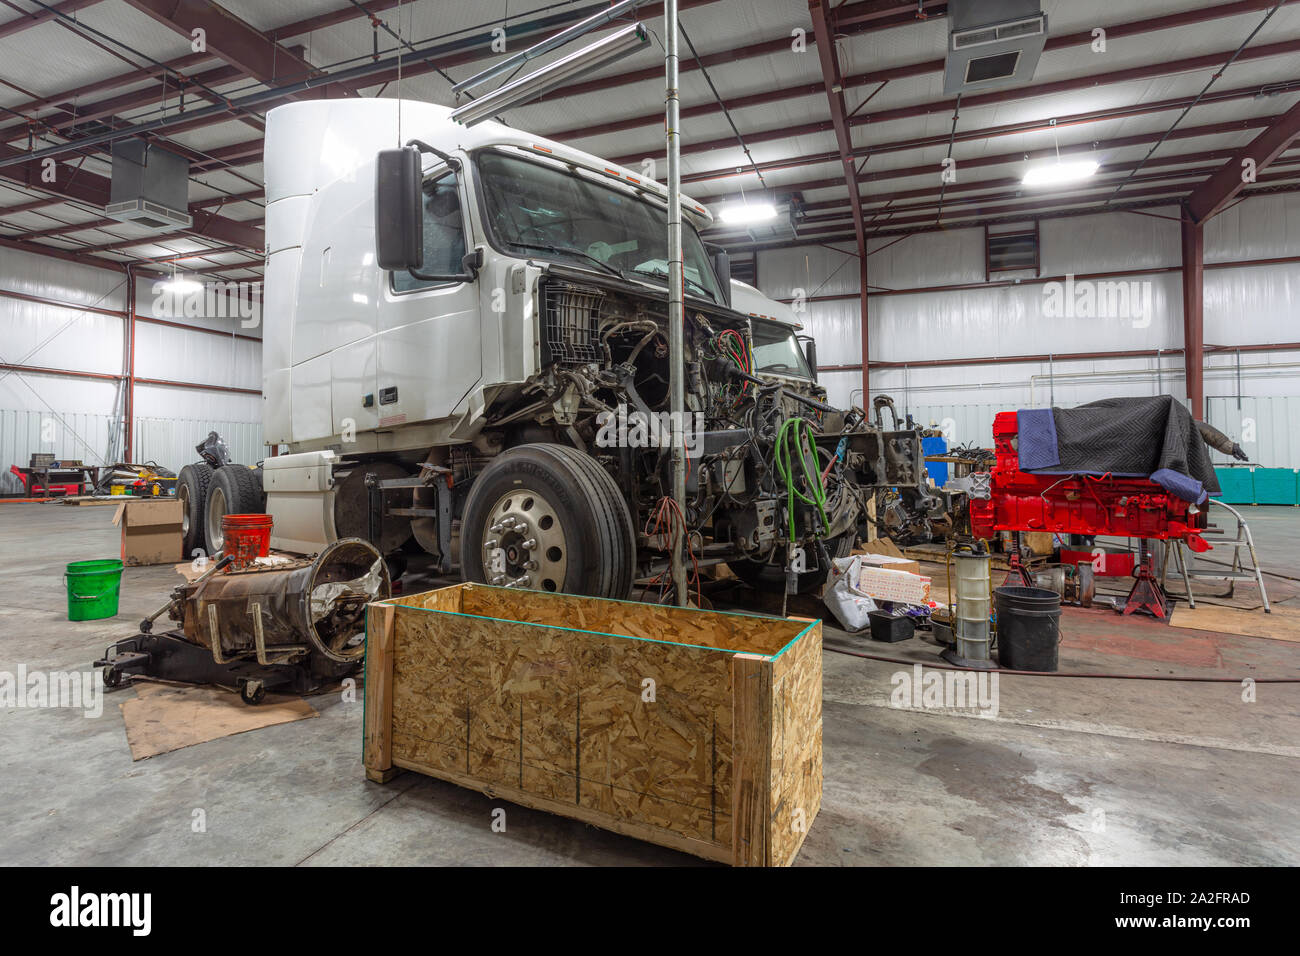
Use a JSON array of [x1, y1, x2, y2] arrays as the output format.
[[104, 140, 192, 230], [944, 0, 1047, 95]]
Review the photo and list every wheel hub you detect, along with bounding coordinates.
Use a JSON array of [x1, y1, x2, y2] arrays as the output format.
[[481, 491, 566, 591], [206, 486, 228, 553]]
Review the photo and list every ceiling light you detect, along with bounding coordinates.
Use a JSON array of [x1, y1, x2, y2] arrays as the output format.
[[1022, 159, 1098, 187], [160, 273, 203, 295], [718, 202, 777, 224]]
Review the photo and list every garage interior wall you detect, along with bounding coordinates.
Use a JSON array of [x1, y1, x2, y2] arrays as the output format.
[[757, 192, 1300, 469], [0, 245, 263, 493]]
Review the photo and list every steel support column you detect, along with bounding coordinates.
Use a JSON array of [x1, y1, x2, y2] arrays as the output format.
[[665, 0, 687, 606], [810, 0, 870, 406], [1181, 208, 1205, 419]]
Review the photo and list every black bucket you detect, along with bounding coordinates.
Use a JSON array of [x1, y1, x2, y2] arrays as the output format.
[[994, 586, 1062, 671]]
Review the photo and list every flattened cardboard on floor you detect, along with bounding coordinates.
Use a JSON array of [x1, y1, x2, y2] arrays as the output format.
[[112, 498, 183, 566]]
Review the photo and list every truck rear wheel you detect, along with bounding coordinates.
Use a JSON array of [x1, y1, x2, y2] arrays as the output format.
[[460, 444, 635, 599], [204, 463, 264, 555], [177, 463, 212, 558]]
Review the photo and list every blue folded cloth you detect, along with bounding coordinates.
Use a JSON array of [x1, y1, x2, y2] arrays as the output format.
[[1016, 408, 1060, 470]]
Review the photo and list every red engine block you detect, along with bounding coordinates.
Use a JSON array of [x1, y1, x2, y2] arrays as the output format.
[[968, 412, 1209, 549]]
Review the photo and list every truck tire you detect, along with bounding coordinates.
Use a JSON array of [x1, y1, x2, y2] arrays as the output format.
[[204, 463, 264, 555], [252, 466, 266, 511], [460, 444, 635, 599], [177, 462, 212, 559], [727, 529, 855, 595]]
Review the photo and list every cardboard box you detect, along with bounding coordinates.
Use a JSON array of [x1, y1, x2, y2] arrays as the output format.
[[855, 537, 903, 557], [113, 499, 183, 566], [1024, 532, 1055, 556], [855, 553, 921, 576]]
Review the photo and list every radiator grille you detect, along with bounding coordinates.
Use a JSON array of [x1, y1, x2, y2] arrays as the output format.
[[542, 281, 604, 364]]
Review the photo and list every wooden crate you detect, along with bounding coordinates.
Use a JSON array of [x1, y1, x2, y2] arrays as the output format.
[[362, 583, 822, 866]]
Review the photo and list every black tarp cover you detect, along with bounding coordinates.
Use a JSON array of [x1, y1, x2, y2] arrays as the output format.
[[1016, 396, 1220, 503]]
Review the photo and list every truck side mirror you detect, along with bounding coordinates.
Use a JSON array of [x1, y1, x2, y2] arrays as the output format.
[[800, 335, 818, 380], [375, 147, 423, 271], [709, 248, 732, 306]]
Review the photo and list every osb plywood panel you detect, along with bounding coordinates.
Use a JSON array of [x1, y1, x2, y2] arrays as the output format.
[[460, 584, 800, 656], [1169, 603, 1300, 643], [769, 622, 823, 868], [388, 597, 736, 847]]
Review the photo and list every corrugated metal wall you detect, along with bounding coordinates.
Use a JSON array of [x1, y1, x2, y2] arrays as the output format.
[[132, 417, 264, 475], [758, 193, 1300, 466], [0, 246, 264, 493], [0, 408, 263, 494]]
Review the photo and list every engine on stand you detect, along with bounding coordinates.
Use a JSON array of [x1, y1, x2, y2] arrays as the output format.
[[95, 538, 390, 704], [967, 411, 1211, 619]]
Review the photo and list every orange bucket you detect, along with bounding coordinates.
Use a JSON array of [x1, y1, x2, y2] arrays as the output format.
[[222, 513, 273, 569]]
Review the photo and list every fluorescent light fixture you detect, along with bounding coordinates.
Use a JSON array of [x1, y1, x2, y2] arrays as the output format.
[[718, 202, 777, 224], [1022, 159, 1099, 187], [450, 23, 649, 127]]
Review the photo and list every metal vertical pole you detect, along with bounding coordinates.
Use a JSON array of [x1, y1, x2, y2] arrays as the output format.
[[1181, 207, 1206, 419], [665, 0, 687, 607]]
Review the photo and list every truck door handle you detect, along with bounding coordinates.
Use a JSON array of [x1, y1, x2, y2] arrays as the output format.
[[379, 387, 398, 405]]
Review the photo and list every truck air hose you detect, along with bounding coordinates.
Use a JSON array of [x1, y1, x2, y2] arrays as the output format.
[[775, 417, 830, 543]]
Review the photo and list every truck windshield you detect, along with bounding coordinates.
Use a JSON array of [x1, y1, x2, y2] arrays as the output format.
[[476, 150, 723, 303], [751, 319, 812, 379]]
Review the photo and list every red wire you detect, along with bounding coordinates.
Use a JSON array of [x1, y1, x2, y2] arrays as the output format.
[[643, 495, 701, 606]]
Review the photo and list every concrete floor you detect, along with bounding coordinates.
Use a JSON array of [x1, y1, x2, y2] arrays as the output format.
[[2, 502, 1298, 866]]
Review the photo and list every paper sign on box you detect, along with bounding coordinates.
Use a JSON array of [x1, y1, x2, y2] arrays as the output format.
[[854, 565, 931, 605]]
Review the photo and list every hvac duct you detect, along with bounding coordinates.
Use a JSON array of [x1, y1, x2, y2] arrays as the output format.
[[105, 140, 193, 230], [943, 0, 1047, 96]]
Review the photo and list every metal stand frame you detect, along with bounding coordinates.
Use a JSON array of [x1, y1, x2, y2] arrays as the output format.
[[1123, 539, 1172, 619], [1171, 499, 1271, 613]]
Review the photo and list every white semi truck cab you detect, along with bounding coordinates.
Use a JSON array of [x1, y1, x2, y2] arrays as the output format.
[[175, 98, 937, 600]]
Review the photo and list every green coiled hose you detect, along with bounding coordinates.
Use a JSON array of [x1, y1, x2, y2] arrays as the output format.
[[775, 417, 830, 543]]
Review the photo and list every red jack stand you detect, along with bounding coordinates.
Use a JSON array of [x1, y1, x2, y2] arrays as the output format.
[[1123, 540, 1171, 619], [1002, 531, 1034, 587]]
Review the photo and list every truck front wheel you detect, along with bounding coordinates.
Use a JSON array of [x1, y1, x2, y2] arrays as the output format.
[[460, 444, 635, 599]]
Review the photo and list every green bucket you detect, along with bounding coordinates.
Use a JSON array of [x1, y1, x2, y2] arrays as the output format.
[[64, 559, 123, 621]]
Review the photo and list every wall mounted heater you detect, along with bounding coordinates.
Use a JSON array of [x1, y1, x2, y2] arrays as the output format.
[[943, 0, 1047, 96], [105, 140, 192, 230]]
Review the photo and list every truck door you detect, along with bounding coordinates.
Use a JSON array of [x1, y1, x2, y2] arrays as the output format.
[[376, 165, 482, 429]]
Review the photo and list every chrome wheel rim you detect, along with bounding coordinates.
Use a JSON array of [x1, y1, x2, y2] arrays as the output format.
[[178, 482, 191, 536], [206, 486, 228, 553], [481, 490, 567, 591]]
